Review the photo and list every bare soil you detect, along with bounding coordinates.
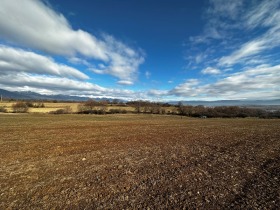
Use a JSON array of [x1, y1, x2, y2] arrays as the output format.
[[0, 114, 279, 209]]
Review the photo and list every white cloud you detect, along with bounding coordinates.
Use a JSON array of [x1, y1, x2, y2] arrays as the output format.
[[0, 72, 143, 99], [169, 64, 280, 100], [145, 71, 151, 79], [245, 0, 280, 29], [189, 0, 244, 45], [90, 34, 144, 85], [68, 57, 91, 67], [0, 73, 103, 93], [219, 18, 280, 67], [201, 67, 221, 75], [169, 79, 200, 97], [0, 0, 107, 60], [147, 89, 169, 96], [0, 45, 89, 80], [0, 0, 144, 85], [117, 80, 134, 85], [218, 0, 280, 67], [207, 0, 244, 20], [187, 0, 280, 88]]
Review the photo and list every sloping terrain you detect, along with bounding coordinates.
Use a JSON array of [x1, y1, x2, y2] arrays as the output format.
[[0, 114, 279, 209]]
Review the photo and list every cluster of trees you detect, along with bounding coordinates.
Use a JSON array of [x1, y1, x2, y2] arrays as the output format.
[[77, 100, 108, 114], [127, 101, 171, 114], [77, 100, 129, 114], [125, 101, 280, 118], [176, 102, 280, 118], [25, 102, 45, 108]]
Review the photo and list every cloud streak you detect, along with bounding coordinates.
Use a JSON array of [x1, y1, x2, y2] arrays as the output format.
[[0, 72, 144, 100], [201, 67, 221, 75], [0, 45, 89, 80], [168, 64, 280, 100]]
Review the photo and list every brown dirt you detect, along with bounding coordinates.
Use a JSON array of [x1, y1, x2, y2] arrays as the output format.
[[0, 114, 279, 209]]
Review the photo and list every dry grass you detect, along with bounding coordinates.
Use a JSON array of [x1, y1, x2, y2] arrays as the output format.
[[0, 114, 279, 209], [0, 102, 80, 113]]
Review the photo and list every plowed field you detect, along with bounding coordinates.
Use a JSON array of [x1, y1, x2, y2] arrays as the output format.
[[0, 114, 279, 209]]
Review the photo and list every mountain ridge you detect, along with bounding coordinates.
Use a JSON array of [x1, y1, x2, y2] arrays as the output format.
[[1, 88, 280, 106]]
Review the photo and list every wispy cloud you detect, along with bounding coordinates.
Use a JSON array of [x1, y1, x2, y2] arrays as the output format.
[[145, 71, 151, 79], [182, 0, 280, 100], [201, 67, 221, 75], [167, 64, 280, 100], [245, 0, 280, 29], [189, 0, 244, 45], [169, 79, 200, 97], [187, 0, 280, 69], [217, 0, 280, 67], [0, 0, 144, 85]]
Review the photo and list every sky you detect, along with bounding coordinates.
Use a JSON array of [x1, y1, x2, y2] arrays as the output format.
[[0, 0, 280, 101]]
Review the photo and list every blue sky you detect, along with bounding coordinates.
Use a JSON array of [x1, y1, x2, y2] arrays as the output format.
[[0, 0, 279, 101]]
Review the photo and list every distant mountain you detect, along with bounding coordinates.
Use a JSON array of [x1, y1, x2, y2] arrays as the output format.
[[0, 88, 93, 101], [0, 88, 33, 100], [1, 88, 280, 105]]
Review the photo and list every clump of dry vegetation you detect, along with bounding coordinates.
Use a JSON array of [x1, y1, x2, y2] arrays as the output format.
[[0, 114, 279, 209], [0, 106, 7, 113], [11, 101, 29, 113], [49, 106, 72, 114]]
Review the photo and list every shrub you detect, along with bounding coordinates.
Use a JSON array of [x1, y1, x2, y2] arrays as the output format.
[[0, 106, 7, 113], [33, 103, 45, 108], [25, 101, 34, 107], [121, 109, 127, 114], [77, 101, 107, 115], [49, 109, 66, 114], [49, 106, 72, 114], [109, 109, 127, 114], [12, 102, 29, 113]]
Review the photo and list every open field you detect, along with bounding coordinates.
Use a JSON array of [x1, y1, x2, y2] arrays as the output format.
[[0, 101, 136, 113], [0, 114, 279, 209], [0, 101, 80, 113]]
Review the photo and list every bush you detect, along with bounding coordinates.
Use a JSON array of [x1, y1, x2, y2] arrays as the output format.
[[109, 109, 127, 114], [12, 102, 29, 113], [25, 101, 34, 107], [0, 106, 7, 113], [49, 109, 66, 114], [33, 103, 45, 108], [49, 106, 72, 114], [77, 101, 107, 115]]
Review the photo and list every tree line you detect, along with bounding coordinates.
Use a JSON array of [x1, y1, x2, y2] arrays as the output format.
[[1, 100, 279, 118]]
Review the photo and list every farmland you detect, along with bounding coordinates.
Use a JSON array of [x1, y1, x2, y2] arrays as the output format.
[[0, 114, 279, 209]]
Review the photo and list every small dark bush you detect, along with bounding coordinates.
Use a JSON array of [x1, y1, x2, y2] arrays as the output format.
[[49, 106, 72, 114], [109, 109, 127, 114], [49, 109, 66, 114], [0, 106, 7, 113], [25, 102, 34, 107], [121, 109, 127, 114]]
